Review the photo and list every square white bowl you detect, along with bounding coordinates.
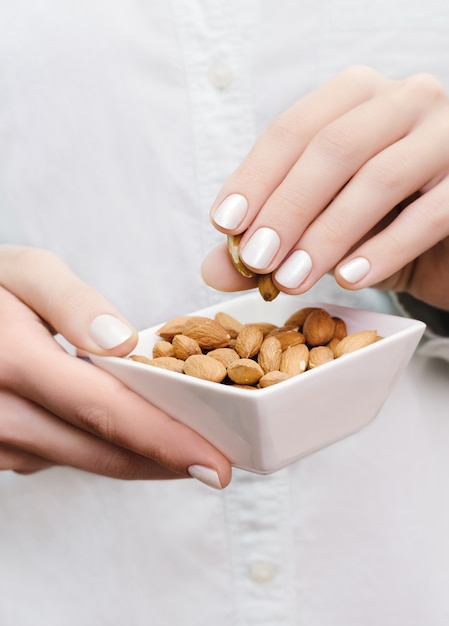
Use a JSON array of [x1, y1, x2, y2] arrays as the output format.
[[90, 293, 425, 474]]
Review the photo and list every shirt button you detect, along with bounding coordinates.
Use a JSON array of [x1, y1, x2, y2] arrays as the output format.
[[207, 62, 233, 90], [249, 562, 277, 583]]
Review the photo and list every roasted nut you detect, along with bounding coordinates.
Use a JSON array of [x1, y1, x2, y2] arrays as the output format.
[[251, 322, 278, 336], [133, 356, 185, 373], [207, 347, 240, 368], [227, 358, 264, 385], [308, 346, 334, 369], [303, 309, 335, 346], [183, 354, 227, 383], [235, 324, 264, 359], [129, 354, 154, 365], [257, 273, 280, 302], [214, 311, 244, 338], [172, 334, 202, 360], [257, 336, 283, 373], [283, 307, 319, 329], [333, 330, 378, 357], [227, 234, 255, 278], [258, 371, 291, 388], [280, 344, 309, 376], [332, 317, 348, 341], [157, 316, 192, 341], [182, 316, 231, 350], [152, 341, 175, 358], [267, 327, 305, 350]]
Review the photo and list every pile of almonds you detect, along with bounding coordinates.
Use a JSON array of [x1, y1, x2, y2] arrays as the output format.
[[128, 306, 381, 389]]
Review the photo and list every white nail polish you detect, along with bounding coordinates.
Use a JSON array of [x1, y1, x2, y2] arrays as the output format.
[[213, 194, 248, 229], [240, 228, 281, 269], [274, 250, 312, 288], [188, 465, 223, 490], [89, 314, 134, 349], [338, 257, 371, 283]]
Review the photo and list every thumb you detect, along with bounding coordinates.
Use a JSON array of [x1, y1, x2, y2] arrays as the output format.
[[0, 245, 138, 356]]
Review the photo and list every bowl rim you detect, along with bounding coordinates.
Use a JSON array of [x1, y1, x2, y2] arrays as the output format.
[[90, 293, 426, 396]]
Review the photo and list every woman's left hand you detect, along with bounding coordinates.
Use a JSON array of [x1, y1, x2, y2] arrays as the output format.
[[202, 66, 449, 311]]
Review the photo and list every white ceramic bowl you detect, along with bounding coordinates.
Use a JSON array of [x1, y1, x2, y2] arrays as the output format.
[[90, 293, 425, 474]]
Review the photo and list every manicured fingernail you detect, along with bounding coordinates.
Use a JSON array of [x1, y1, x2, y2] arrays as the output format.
[[89, 314, 134, 349], [240, 227, 281, 269], [338, 257, 371, 283], [274, 250, 312, 288], [188, 465, 223, 490], [212, 194, 248, 229]]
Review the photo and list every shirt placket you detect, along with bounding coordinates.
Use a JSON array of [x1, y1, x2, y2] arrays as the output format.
[[171, 3, 298, 623], [171, 0, 257, 307]]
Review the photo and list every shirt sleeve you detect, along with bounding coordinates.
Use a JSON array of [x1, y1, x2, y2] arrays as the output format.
[[392, 292, 449, 362]]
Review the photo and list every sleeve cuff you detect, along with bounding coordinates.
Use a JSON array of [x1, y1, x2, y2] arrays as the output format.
[[392, 292, 449, 362]]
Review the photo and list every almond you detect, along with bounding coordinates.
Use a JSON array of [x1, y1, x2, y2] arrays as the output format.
[[258, 371, 291, 388], [283, 307, 319, 329], [214, 311, 244, 338], [172, 334, 202, 360], [308, 345, 334, 369], [257, 273, 280, 301], [227, 234, 255, 278], [267, 327, 305, 350], [332, 317, 348, 341], [157, 316, 192, 341], [137, 356, 185, 373], [227, 358, 264, 385], [129, 354, 153, 365], [327, 337, 341, 355], [235, 324, 264, 359], [183, 354, 227, 383], [207, 347, 240, 368], [333, 330, 378, 358], [280, 344, 309, 376], [182, 316, 231, 350], [251, 322, 278, 337], [257, 335, 282, 373], [303, 308, 335, 346], [152, 341, 175, 358]]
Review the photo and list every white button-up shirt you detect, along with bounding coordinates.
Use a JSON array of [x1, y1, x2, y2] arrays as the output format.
[[1, 1, 449, 625]]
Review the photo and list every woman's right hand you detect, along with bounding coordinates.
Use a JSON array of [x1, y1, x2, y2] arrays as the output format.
[[0, 246, 231, 488]]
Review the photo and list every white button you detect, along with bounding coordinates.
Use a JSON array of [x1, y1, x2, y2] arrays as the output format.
[[249, 562, 277, 583], [207, 62, 233, 90]]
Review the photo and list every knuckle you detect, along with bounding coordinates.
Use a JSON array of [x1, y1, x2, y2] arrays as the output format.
[[77, 401, 116, 442], [265, 113, 302, 146], [275, 184, 310, 216], [53, 283, 95, 327], [403, 72, 446, 104], [94, 447, 146, 481], [362, 153, 404, 194], [233, 161, 272, 189], [383, 230, 404, 257], [338, 65, 383, 92], [314, 122, 360, 160], [418, 195, 448, 231], [313, 212, 345, 246]]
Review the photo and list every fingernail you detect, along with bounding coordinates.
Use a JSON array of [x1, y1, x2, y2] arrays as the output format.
[[338, 257, 371, 283], [240, 227, 281, 269], [274, 250, 312, 288], [89, 314, 134, 349], [212, 194, 248, 229], [188, 465, 223, 490]]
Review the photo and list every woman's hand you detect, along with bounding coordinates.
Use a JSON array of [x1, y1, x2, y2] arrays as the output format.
[[202, 66, 449, 311], [0, 246, 231, 488]]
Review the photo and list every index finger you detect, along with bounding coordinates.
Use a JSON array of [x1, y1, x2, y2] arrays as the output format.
[[210, 66, 389, 234]]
